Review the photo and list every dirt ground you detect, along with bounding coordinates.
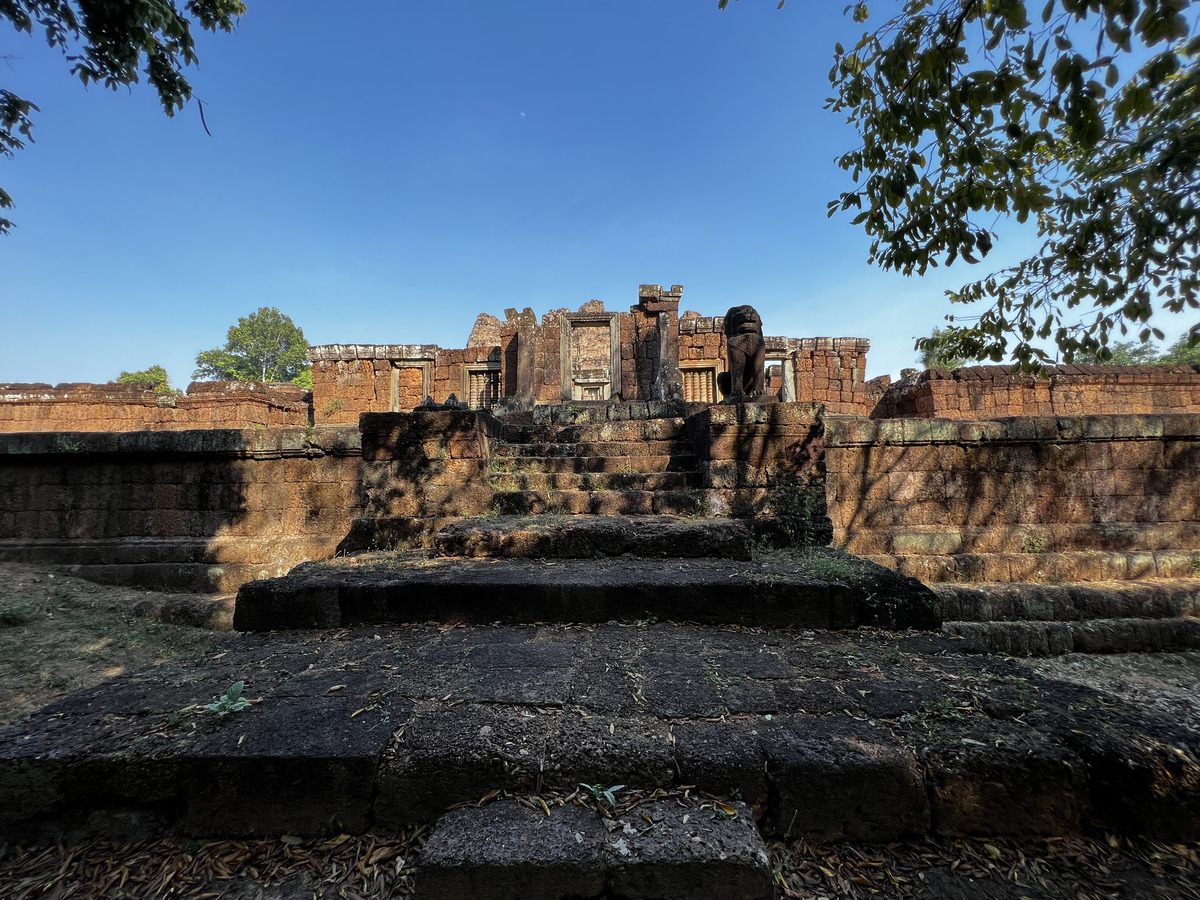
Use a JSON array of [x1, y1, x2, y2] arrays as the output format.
[[4, 561, 1200, 898], [0, 563, 228, 726]]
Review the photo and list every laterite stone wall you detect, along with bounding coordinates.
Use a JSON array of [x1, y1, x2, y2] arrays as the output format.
[[0, 382, 311, 433], [0, 427, 362, 592], [873, 365, 1200, 419], [824, 415, 1200, 583]]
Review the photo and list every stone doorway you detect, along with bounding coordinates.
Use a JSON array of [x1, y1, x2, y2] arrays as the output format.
[[560, 311, 622, 402]]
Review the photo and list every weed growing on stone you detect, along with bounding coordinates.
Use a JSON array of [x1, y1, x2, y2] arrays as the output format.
[[205, 681, 252, 717], [765, 476, 831, 547], [918, 697, 967, 721], [1022, 533, 1049, 554], [580, 783, 624, 808], [765, 547, 875, 589], [703, 656, 728, 687]]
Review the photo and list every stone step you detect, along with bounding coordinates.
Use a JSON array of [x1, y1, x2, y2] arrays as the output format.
[[491, 490, 705, 517], [231, 554, 890, 630], [7, 622, 1200, 848], [487, 471, 701, 492], [417, 798, 772, 900], [933, 580, 1200, 623], [490, 454, 699, 475], [501, 419, 690, 444], [526, 401, 694, 425], [434, 515, 752, 560], [492, 440, 694, 459], [945, 616, 1200, 656]]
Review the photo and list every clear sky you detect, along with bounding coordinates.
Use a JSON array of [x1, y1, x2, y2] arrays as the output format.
[[2, 1, 1185, 389]]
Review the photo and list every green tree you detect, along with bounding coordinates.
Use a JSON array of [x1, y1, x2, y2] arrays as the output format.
[[194, 307, 311, 384], [917, 327, 969, 369], [115, 364, 173, 392], [1161, 333, 1200, 365], [825, 0, 1200, 367], [1089, 339, 1163, 364], [2, 1, 246, 235]]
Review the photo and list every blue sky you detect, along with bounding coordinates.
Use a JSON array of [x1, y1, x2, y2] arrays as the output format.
[[2, 1, 1182, 389]]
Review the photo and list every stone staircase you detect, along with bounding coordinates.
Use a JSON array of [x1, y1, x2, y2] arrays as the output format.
[[487, 411, 705, 518]]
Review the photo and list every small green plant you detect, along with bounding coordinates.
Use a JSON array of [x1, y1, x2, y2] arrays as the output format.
[[729, 787, 743, 801], [581, 783, 624, 808], [703, 656, 728, 687], [919, 697, 965, 721], [635, 613, 658, 630], [1022, 533, 1048, 554], [205, 681, 252, 717], [323, 397, 344, 417], [766, 476, 832, 547]]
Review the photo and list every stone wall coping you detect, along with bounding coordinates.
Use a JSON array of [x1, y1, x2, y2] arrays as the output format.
[[882, 365, 1200, 400], [3, 382, 308, 402], [1, 383, 158, 402], [920, 363, 1200, 380], [308, 344, 440, 362], [825, 413, 1200, 446], [184, 381, 309, 400], [0, 426, 362, 458], [689, 401, 824, 428]]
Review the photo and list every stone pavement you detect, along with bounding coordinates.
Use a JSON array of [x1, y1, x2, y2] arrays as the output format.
[[4, 620, 1200, 849]]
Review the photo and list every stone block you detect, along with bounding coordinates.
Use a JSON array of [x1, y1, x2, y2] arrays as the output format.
[[823, 416, 877, 447], [901, 419, 960, 444], [875, 420, 905, 445], [418, 802, 607, 900], [604, 799, 772, 900], [925, 724, 1086, 836], [891, 528, 963, 556], [762, 717, 928, 841]]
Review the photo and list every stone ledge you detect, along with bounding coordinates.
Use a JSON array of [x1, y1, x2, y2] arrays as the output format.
[[0, 427, 361, 458], [861, 550, 1200, 584], [825, 414, 1200, 447]]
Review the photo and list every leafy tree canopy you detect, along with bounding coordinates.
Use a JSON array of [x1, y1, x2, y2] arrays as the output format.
[[1095, 332, 1200, 363], [1, 0, 246, 235], [825, 0, 1200, 367], [1162, 332, 1200, 364], [194, 307, 311, 385], [917, 327, 970, 369], [115, 364, 173, 392], [1091, 339, 1163, 364]]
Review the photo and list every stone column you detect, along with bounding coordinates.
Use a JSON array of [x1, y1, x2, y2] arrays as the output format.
[[638, 284, 684, 403], [515, 307, 537, 408]]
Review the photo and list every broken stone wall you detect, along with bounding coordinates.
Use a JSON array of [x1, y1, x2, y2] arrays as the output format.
[[0, 382, 312, 432], [0, 427, 363, 592], [309, 345, 438, 425], [792, 338, 874, 414], [824, 414, 1200, 583], [873, 365, 1200, 419]]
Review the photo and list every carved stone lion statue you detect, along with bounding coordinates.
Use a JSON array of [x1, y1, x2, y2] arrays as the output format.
[[718, 305, 766, 399]]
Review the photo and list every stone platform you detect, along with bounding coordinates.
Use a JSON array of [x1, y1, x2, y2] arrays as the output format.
[[3, 622, 1200, 853], [231, 546, 941, 632]]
